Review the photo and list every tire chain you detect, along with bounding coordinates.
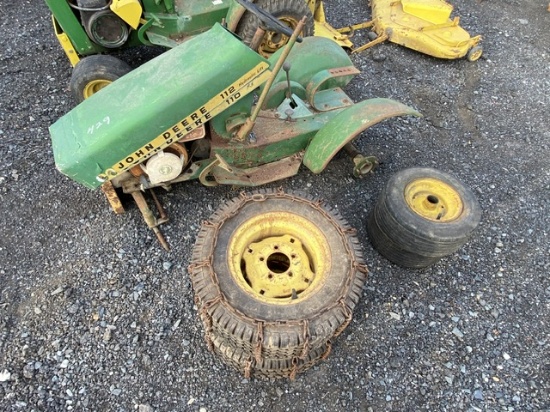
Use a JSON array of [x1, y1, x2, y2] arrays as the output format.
[[188, 188, 369, 378]]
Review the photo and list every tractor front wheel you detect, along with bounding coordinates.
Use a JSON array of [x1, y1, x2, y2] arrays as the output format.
[[236, 0, 314, 58], [467, 45, 483, 62], [70, 55, 132, 102], [367, 167, 481, 268]]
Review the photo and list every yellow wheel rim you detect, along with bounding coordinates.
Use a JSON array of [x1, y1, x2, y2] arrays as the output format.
[[83, 79, 112, 99], [404, 178, 463, 222], [467, 46, 483, 62], [258, 16, 300, 58], [228, 211, 330, 304]]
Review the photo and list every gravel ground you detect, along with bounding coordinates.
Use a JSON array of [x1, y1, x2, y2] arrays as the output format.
[[1, 0, 549, 411]]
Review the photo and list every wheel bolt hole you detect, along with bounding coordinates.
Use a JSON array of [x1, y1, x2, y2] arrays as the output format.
[[274, 245, 279, 250], [268, 273, 273, 279], [260, 290, 265, 295], [248, 249, 253, 253], [290, 238, 295, 243], [288, 272, 293, 277], [259, 257, 265, 262], [291, 254, 296, 259], [427, 195, 439, 204], [266, 252, 290, 273]]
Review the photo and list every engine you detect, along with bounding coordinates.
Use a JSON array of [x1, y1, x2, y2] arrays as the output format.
[[74, 0, 129, 48]]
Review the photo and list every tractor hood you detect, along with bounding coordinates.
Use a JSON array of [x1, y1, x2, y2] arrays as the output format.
[[50, 23, 270, 189]]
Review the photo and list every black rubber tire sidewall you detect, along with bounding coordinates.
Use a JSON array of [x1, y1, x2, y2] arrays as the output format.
[[368, 167, 481, 267], [382, 167, 481, 244], [236, 0, 314, 47], [69, 54, 132, 103], [367, 207, 440, 268]]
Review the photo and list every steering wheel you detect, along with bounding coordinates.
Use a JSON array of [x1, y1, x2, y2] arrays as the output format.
[[235, 0, 303, 43]]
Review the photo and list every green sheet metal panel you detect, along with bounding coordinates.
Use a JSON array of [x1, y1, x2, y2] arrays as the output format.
[[50, 24, 268, 189], [44, 0, 102, 55], [265, 37, 355, 92], [303, 98, 421, 173]]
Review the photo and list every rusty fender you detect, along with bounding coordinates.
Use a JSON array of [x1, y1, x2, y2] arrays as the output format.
[[303, 98, 421, 174]]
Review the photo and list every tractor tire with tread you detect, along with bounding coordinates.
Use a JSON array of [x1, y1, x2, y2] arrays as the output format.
[[367, 167, 481, 268], [70, 54, 132, 103], [210, 333, 331, 379], [236, 0, 314, 57], [188, 189, 368, 377]]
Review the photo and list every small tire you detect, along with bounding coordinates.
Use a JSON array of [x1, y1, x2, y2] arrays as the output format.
[[70, 55, 131, 103], [467, 45, 483, 62], [367, 168, 481, 268], [188, 189, 368, 377], [236, 0, 314, 57]]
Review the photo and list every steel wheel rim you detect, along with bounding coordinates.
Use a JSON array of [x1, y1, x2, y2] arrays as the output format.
[[83, 79, 111, 99], [258, 16, 300, 57], [228, 211, 330, 303], [404, 178, 463, 222]]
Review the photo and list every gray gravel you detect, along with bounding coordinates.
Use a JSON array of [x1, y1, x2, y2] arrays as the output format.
[[1, 0, 549, 411]]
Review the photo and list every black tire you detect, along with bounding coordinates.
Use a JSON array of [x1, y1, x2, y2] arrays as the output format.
[[70, 55, 131, 103], [210, 334, 331, 379], [367, 167, 481, 268], [188, 189, 368, 377], [467, 45, 483, 62], [236, 0, 314, 57]]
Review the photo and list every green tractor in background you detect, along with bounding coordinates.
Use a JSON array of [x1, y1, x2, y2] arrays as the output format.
[[45, 0, 483, 102], [44, 0, 351, 102]]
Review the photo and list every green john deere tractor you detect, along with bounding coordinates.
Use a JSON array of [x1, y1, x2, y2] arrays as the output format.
[[44, 0, 349, 102], [49, 0, 420, 249]]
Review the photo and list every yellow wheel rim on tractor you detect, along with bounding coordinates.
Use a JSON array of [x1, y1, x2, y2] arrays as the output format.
[[83, 79, 112, 99], [228, 211, 330, 304], [404, 177, 463, 222], [258, 16, 300, 58]]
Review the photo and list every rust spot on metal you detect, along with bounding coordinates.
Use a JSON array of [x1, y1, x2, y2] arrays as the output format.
[[101, 181, 125, 214]]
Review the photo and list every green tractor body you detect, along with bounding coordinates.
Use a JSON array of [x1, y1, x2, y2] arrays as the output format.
[[50, 23, 419, 190], [51, 24, 268, 188], [49, 12, 419, 248], [44, 0, 318, 101]]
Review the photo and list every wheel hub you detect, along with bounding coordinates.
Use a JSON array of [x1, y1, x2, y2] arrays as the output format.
[[258, 16, 299, 57], [83, 79, 112, 99], [242, 235, 314, 299], [404, 177, 463, 222], [228, 211, 330, 303]]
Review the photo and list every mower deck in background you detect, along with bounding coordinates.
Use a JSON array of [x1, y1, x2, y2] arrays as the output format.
[[338, 0, 482, 61]]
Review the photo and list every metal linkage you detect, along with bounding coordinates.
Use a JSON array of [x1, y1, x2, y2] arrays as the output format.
[[130, 189, 170, 250]]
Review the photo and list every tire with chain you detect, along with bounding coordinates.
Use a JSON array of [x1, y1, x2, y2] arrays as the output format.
[[210, 333, 331, 379], [188, 189, 368, 378], [236, 0, 314, 57], [367, 167, 481, 268]]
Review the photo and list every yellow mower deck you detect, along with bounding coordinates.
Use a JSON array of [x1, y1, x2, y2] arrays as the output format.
[[323, 0, 482, 61]]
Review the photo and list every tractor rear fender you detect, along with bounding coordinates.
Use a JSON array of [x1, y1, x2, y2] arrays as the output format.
[[303, 98, 421, 173]]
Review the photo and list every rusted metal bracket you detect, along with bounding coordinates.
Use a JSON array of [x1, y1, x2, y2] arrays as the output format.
[[101, 181, 125, 214], [129, 189, 170, 251]]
